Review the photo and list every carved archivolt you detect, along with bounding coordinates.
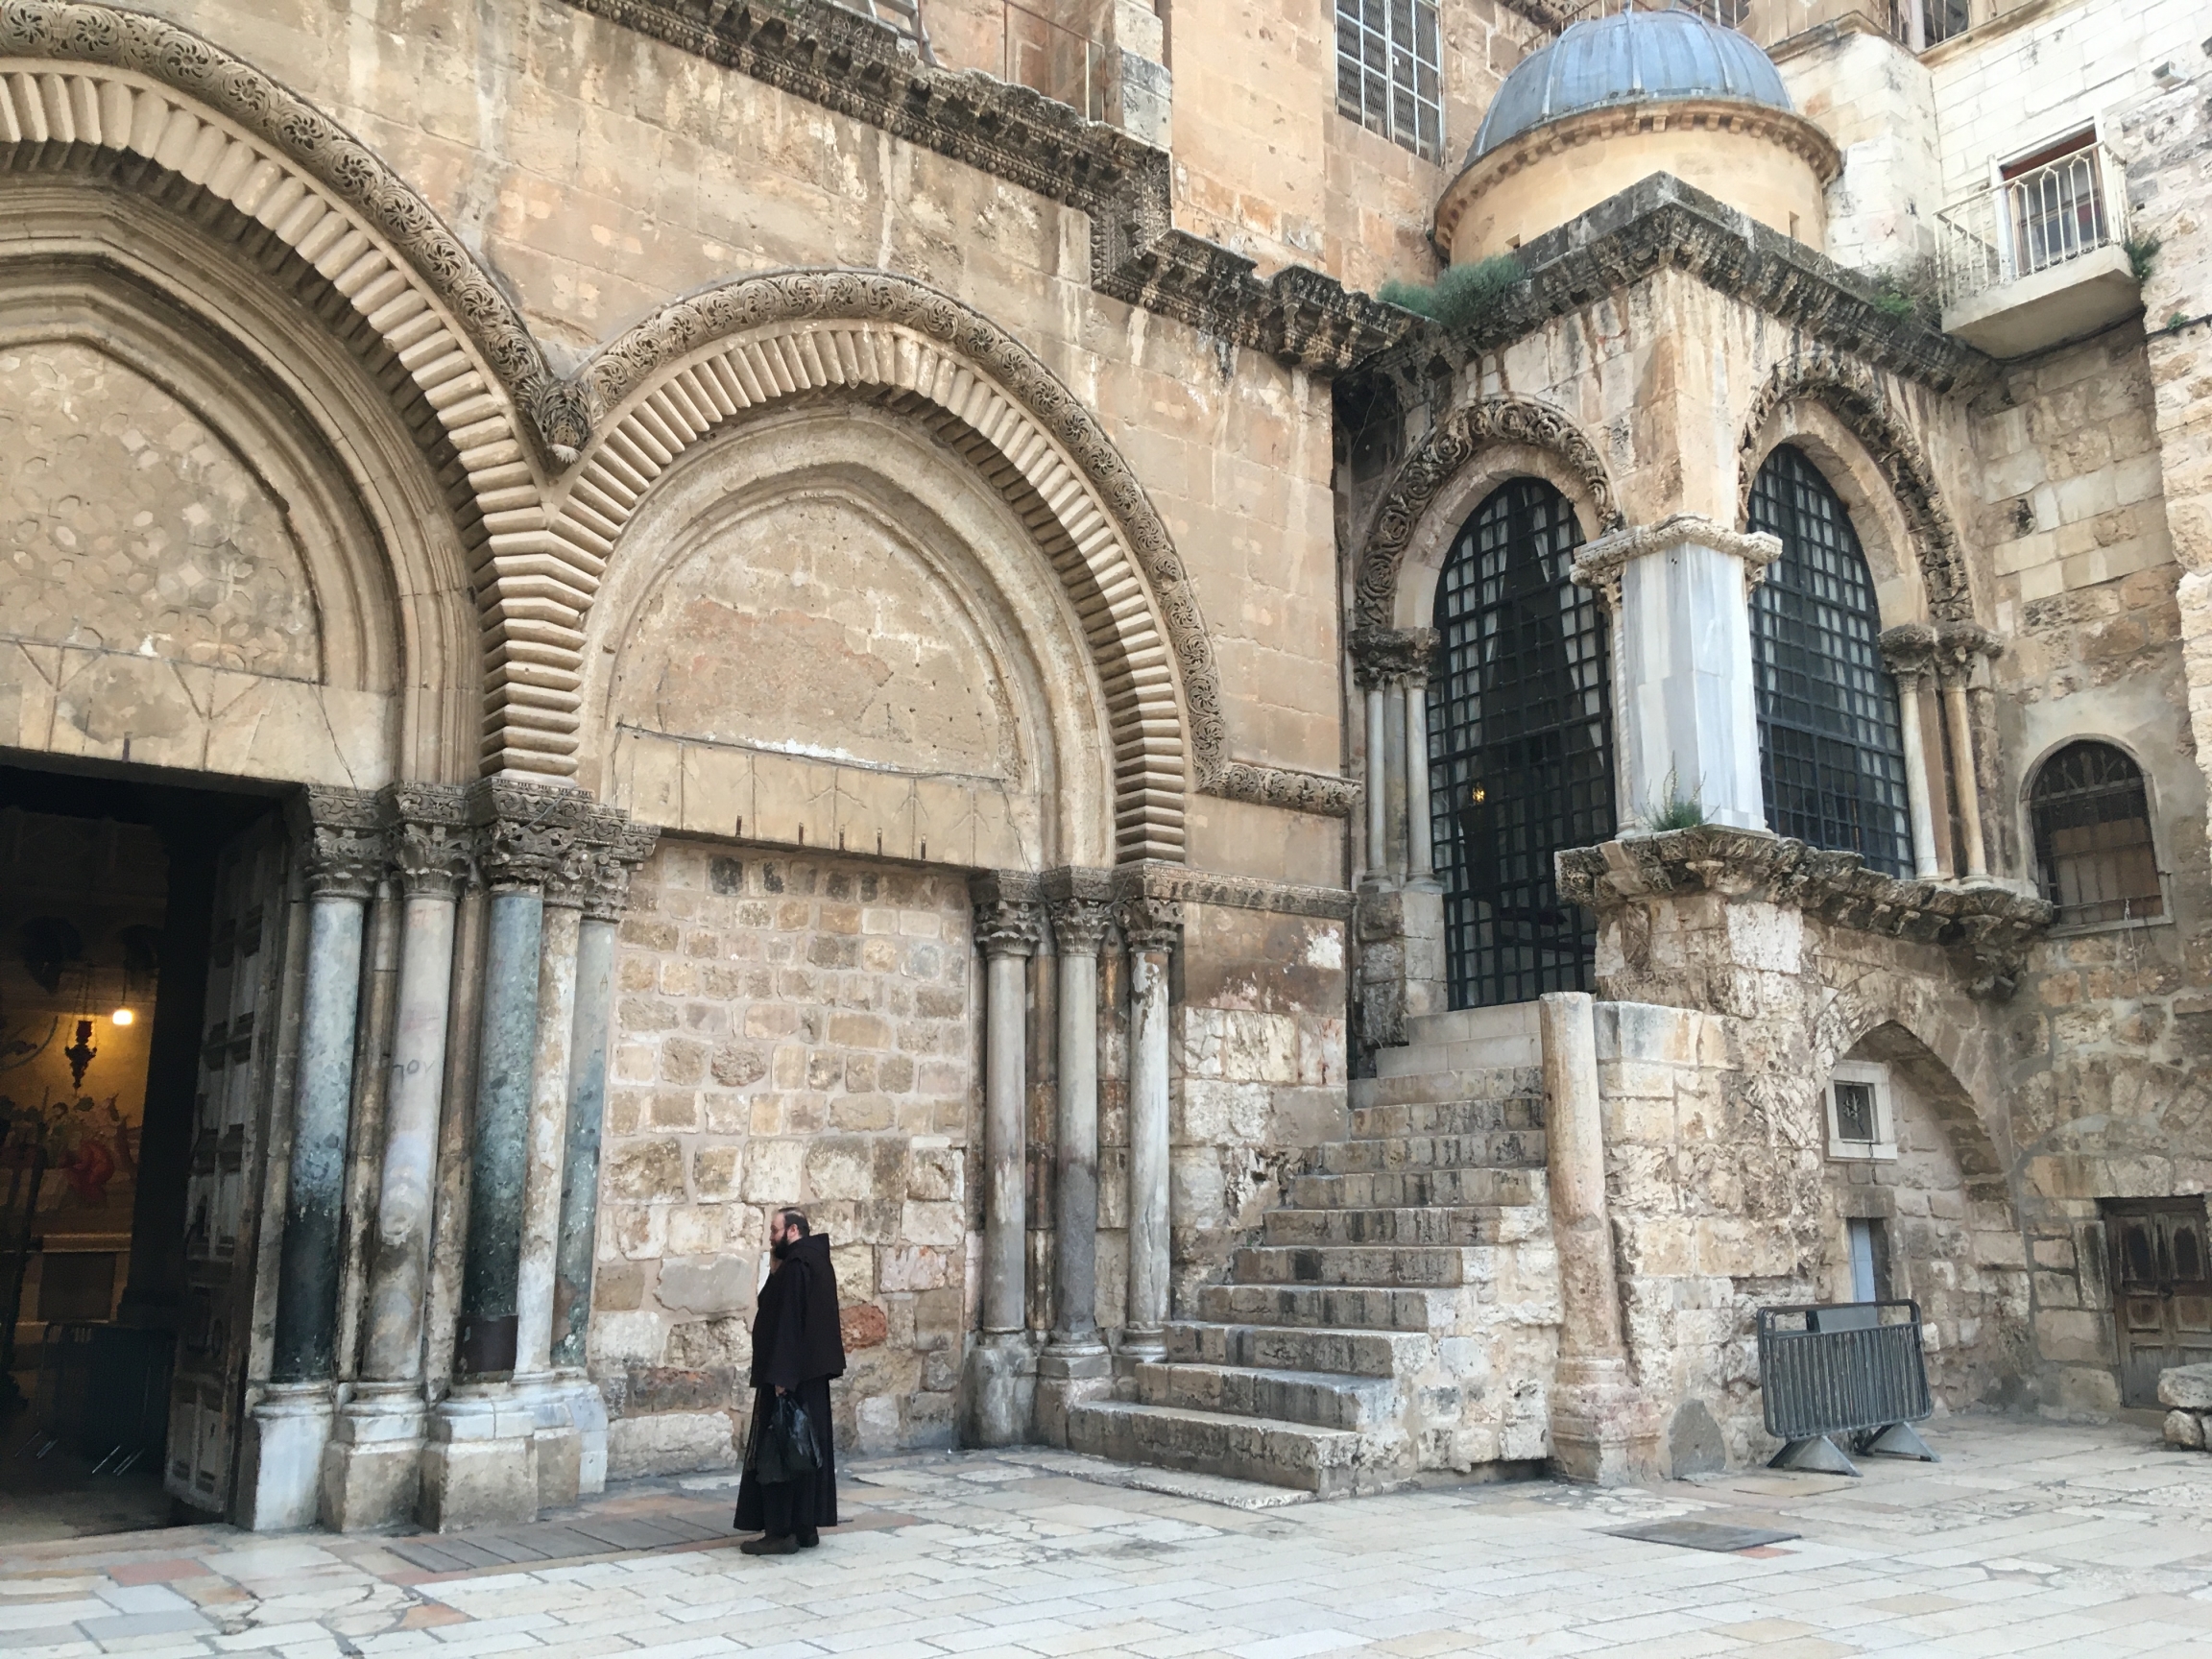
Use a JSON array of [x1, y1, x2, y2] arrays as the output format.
[[1354, 396, 1623, 630], [552, 269, 1238, 862], [1738, 348, 1973, 623]]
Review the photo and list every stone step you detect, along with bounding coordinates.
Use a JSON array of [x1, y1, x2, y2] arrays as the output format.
[[1231, 1243, 1466, 1287], [1373, 1005, 1541, 1079], [1348, 1070, 1543, 1114], [1347, 1094, 1545, 1140], [1065, 1400, 1411, 1497], [1262, 1204, 1521, 1247], [1287, 1166, 1541, 1211], [1166, 1320, 1431, 1379], [1195, 1282, 1445, 1332], [1135, 1361, 1400, 1431], [1316, 1131, 1545, 1173]]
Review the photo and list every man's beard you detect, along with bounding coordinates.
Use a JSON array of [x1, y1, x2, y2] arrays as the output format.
[[770, 1237, 791, 1260]]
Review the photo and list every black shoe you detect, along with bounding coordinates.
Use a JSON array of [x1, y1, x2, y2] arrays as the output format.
[[739, 1533, 798, 1556], [797, 1527, 820, 1549]]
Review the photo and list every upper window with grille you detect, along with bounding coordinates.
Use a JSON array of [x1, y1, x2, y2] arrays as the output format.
[[2031, 741, 2164, 926], [1748, 445, 1913, 878], [1336, 0, 1444, 162]]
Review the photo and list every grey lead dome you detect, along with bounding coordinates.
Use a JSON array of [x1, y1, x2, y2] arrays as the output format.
[[1467, 6, 1795, 164]]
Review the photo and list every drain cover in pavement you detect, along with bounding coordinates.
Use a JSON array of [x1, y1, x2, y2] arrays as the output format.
[[1606, 1518, 1799, 1552]]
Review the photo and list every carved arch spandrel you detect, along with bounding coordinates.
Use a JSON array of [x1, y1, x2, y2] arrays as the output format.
[[1353, 395, 1623, 631], [0, 10, 572, 779], [555, 270, 1254, 863], [1738, 349, 1975, 625]]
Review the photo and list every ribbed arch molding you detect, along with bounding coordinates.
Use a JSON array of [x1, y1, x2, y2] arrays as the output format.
[[554, 271, 1208, 863]]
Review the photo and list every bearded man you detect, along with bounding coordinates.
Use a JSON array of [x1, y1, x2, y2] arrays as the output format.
[[733, 1206, 845, 1554]]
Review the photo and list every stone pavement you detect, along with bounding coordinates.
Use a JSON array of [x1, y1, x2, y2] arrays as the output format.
[[4, 1415, 2212, 1658]]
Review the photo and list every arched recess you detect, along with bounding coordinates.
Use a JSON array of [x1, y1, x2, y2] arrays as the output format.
[[0, 214, 479, 783], [547, 270, 1215, 864], [1737, 349, 1974, 625], [1354, 397, 1623, 632], [0, 10, 565, 775], [1811, 980, 2010, 1205]]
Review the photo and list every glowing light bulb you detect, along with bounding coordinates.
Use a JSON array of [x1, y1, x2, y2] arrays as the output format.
[[111, 1007, 134, 1026]]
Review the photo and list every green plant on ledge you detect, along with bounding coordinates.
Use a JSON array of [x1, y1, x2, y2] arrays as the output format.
[[1644, 766, 1707, 832], [2125, 232, 2162, 284], [1378, 254, 1526, 332]]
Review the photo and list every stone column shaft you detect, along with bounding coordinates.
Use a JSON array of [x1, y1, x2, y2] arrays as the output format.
[[1405, 680, 1435, 881], [1895, 675, 1941, 880], [1944, 680, 1989, 879], [1051, 940, 1102, 1344], [1119, 894, 1180, 1358], [516, 887, 584, 1377], [553, 914, 617, 1368], [965, 876, 1043, 1448], [1363, 685, 1388, 879], [456, 887, 543, 1378]]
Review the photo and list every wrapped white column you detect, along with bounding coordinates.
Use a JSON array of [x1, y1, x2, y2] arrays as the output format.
[[1573, 516, 1779, 832], [963, 873, 1042, 1447], [1879, 627, 1942, 880], [1035, 872, 1114, 1444], [1118, 891, 1181, 1360]]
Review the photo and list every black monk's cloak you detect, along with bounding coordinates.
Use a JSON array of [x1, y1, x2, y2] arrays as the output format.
[[733, 1231, 845, 1535]]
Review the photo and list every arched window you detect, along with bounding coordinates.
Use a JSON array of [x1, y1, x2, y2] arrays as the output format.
[[1427, 477, 1613, 1009], [1748, 445, 1912, 876], [2031, 741, 2163, 925]]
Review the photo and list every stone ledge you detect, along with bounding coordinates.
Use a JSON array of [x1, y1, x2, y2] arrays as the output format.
[[1555, 826, 2053, 996]]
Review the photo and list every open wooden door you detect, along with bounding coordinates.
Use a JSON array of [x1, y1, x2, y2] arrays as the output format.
[[165, 815, 292, 1518]]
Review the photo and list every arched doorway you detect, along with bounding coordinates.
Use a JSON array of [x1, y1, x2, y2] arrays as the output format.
[[1748, 445, 1912, 875], [1426, 477, 1613, 1008]]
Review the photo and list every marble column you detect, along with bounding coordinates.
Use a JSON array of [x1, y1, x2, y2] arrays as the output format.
[[1405, 679, 1435, 882], [1937, 624, 2000, 881], [1349, 627, 1444, 1033], [1035, 871, 1114, 1445], [244, 786, 381, 1532], [1573, 515, 1780, 833], [1118, 891, 1181, 1363], [423, 781, 585, 1533], [553, 821, 657, 1495], [1539, 991, 1657, 1483], [1880, 626, 1943, 880], [963, 874, 1042, 1446], [325, 785, 471, 1531], [1362, 685, 1388, 881]]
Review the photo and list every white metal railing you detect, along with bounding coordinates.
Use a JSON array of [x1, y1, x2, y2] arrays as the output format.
[[1936, 141, 2129, 309]]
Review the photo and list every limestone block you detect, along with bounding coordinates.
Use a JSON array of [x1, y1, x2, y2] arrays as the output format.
[[2166, 1409, 2205, 1449], [656, 1255, 753, 1313], [606, 1410, 737, 1479], [2158, 1363, 2212, 1410]]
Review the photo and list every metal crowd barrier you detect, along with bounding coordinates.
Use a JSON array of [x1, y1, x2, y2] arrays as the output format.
[[1756, 1301, 1937, 1475]]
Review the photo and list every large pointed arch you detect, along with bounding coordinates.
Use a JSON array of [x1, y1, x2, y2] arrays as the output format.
[[542, 270, 1222, 863]]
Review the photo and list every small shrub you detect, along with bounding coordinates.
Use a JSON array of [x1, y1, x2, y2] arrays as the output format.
[[2125, 233, 2162, 284], [1376, 254, 1526, 331], [1645, 765, 1706, 831]]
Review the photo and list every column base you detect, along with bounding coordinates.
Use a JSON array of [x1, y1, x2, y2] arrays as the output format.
[[1032, 1341, 1111, 1447], [557, 1370, 610, 1496], [322, 1382, 426, 1531], [421, 1384, 540, 1532], [959, 1333, 1037, 1448], [1547, 1358, 1663, 1486], [239, 1382, 334, 1531], [515, 1373, 582, 1510]]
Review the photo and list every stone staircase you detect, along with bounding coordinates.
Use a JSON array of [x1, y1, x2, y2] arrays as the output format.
[[1068, 1005, 1564, 1495]]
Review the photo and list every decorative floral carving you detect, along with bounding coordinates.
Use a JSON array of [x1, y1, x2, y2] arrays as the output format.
[[466, 779, 589, 895], [382, 783, 472, 899], [292, 785, 385, 902], [1738, 347, 1976, 624], [1355, 397, 1623, 631], [972, 872, 1046, 956]]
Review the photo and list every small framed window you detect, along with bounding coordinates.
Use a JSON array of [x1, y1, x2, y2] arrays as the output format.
[[2030, 740, 2164, 927], [1826, 1062, 1896, 1162], [1335, 0, 1444, 162]]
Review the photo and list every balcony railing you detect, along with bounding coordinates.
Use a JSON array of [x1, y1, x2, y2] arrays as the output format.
[[1551, 0, 2041, 51], [1936, 141, 2128, 308]]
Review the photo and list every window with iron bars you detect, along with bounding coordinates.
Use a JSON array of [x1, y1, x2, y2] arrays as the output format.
[[2031, 740, 2164, 926], [1336, 0, 1444, 163], [1428, 477, 1614, 1010], [1748, 445, 1913, 877]]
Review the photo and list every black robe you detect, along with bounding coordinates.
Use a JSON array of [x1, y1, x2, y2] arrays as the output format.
[[733, 1232, 845, 1535]]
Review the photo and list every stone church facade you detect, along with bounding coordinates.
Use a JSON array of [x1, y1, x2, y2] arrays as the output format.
[[0, 0, 2207, 1529]]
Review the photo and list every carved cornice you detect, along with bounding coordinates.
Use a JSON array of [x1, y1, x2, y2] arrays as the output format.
[[1349, 626, 1439, 690], [1355, 396, 1622, 631], [972, 871, 1045, 957], [467, 779, 590, 895], [1570, 515, 1783, 608], [1209, 762, 1363, 817], [1110, 857, 1350, 922], [291, 785, 384, 902], [380, 782, 472, 900], [1556, 827, 2054, 998], [1740, 345, 1977, 624], [556, 0, 1416, 370]]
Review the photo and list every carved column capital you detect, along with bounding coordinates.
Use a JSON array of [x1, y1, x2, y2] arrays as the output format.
[[1933, 621, 2003, 686], [1879, 622, 1938, 684], [1044, 868, 1116, 955], [973, 872, 1045, 958], [1349, 626, 1438, 690], [583, 822, 661, 924], [380, 782, 472, 899], [467, 779, 590, 895], [1572, 514, 1783, 607], [291, 785, 384, 901], [1117, 895, 1184, 957]]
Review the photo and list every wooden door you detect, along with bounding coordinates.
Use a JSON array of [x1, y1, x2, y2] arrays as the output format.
[[165, 816, 290, 1516], [2106, 1199, 2212, 1408]]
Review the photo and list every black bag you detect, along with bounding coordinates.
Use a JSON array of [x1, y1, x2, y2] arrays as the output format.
[[752, 1391, 821, 1484]]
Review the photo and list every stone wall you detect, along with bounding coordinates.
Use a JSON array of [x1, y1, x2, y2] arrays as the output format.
[[592, 837, 975, 1472]]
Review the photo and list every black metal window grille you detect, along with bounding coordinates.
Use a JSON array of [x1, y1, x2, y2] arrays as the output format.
[[2031, 740, 2163, 925], [1335, 0, 1443, 162], [1748, 445, 1912, 877], [1428, 477, 1614, 1009]]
